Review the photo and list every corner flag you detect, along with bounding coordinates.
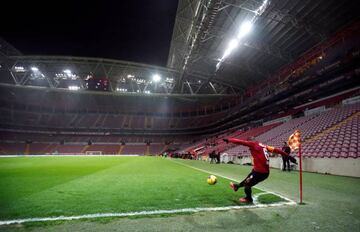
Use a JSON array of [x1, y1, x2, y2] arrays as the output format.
[[288, 129, 303, 204], [288, 130, 301, 151]]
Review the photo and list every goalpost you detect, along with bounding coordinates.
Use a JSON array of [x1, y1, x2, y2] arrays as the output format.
[[85, 151, 103, 155]]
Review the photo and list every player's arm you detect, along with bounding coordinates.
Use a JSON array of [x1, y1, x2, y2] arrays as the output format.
[[266, 145, 289, 156], [223, 138, 255, 147]]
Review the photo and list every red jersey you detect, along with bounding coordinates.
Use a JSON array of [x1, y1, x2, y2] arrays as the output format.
[[228, 138, 288, 173]]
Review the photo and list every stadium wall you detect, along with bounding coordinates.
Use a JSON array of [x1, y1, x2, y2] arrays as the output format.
[[233, 157, 360, 177]]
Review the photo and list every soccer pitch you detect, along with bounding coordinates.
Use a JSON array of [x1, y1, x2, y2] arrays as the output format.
[[0, 156, 290, 224]]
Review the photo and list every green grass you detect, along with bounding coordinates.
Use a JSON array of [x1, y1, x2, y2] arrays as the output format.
[[2, 157, 359, 232], [0, 156, 283, 221]]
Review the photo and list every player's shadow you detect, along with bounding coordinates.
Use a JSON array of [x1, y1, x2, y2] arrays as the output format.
[[231, 199, 254, 205]]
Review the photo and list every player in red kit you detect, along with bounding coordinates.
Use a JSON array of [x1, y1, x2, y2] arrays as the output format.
[[223, 137, 290, 203]]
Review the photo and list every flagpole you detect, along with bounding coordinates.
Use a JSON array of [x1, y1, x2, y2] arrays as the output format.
[[299, 143, 303, 204]]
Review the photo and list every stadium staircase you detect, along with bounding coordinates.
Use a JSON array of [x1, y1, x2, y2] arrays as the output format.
[[81, 145, 89, 154], [161, 144, 169, 154], [25, 144, 30, 155], [117, 145, 123, 155], [0, 145, 6, 154], [146, 144, 150, 155], [41, 144, 56, 154]]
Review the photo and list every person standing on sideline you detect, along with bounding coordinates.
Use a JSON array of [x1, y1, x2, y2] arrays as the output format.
[[282, 142, 291, 171]]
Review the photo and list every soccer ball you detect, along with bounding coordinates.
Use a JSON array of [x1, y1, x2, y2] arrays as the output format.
[[207, 175, 217, 185]]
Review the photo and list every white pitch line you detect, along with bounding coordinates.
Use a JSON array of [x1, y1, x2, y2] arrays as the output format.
[[169, 159, 297, 205], [0, 201, 296, 226], [0, 154, 139, 158]]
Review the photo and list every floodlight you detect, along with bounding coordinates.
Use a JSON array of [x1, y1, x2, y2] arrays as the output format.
[[63, 69, 71, 74], [31, 67, 39, 72], [14, 66, 25, 72], [237, 21, 253, 39], [68, 85, 80, 91], [152, 74, 161, 82]]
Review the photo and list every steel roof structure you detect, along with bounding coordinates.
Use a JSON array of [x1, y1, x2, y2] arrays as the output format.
[[167, 0, 359, 93], [0, 55, 241, 95], [0, 0, 358, 96]]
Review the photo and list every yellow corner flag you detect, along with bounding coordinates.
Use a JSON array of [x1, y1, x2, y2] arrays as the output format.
[[288, 130, 301, 152]]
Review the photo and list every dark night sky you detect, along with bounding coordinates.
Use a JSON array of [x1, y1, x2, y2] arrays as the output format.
[[1, 0, 179, 67]]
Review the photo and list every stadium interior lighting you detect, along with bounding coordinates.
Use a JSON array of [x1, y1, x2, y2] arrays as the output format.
[[63, 69, 72, 74], [68, 85, 80, 91], [116, 88, 128, 92], [14, 66, 25, 72], [228, 38, 239, 50], [127, 74, 134, 78], [255, 0, 268, 15], [237, 21, 253, 39], [152, 74, 161, 82], [221, 39, 239, 60], [216, 0, 269, 71], [31, 67, 39, 72]]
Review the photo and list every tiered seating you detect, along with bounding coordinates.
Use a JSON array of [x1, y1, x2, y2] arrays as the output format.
[[226, 103, 360, 158], [28, 143, 51, 154], [0, 107, 229, 130], [197, 123, 281, 156], [225, 123, 284, 157], [302, 113, 359, 158], [258, 116, 314, 147], [149, 144, 165, 155], [76, 115, 98, 128], [121, 144, 146, 155], [0, 143, 26, 155], [130, 116, 145, 129], [56, 145, 85, 154], [300, 104, 360, 141], [103, 115, 125, 129]]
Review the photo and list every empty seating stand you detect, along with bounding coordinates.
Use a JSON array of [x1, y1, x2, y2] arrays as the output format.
[[225, 103, 360, 159]]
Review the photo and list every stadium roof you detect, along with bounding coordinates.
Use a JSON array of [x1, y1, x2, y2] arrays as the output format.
[[167, 0, 359, 92], [1, 0, 358, 96], [0, 55, 240, 95]]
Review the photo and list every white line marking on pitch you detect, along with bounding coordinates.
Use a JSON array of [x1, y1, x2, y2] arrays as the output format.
[[0, 201, 296, 226], [0, 154, 139, 158], [169, 159, 297, 205]]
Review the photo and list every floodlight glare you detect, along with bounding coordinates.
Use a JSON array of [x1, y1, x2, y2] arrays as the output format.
[[63, 69, 71, 74], [31, 67, 39, 72], [228, 39, 239, 50], [237, 21, 253, 39], [221, 39, 239, 60], [152, 74, 161, 82]]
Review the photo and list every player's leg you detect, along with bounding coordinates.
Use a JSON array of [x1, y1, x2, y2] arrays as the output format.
[[230, 172, 252, 192], [240, 171, 269, 203]]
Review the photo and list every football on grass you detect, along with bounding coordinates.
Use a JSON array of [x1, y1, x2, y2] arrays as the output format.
[[207, 175, 217, 185]]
